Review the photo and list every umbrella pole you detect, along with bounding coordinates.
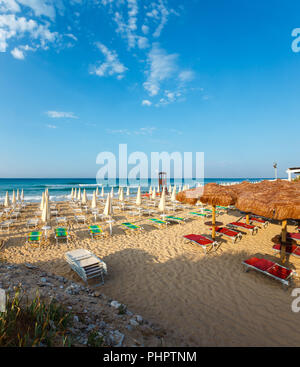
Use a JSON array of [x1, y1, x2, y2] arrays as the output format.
[[280, 220, 287, 263], [246, 214, 250, 225], [212, 205, 216, 240]]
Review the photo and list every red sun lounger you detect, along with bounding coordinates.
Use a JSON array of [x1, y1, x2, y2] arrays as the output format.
[[183, 234, 220, 254], [212, 226, 242, 244], [288, 233, 300, 242], [242, 257, 296, 286], [273, 244, 300, 259], [249, 217, 269, 228], [228, 222, 258, 235]]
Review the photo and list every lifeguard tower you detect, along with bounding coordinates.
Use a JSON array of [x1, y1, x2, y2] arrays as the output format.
[[158, 172, 168, 195]]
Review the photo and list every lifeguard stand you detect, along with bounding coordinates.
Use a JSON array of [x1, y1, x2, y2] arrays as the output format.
[[158, 172, 168, 195]]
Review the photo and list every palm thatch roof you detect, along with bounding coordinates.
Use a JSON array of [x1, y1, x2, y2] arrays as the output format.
[[177, 180, 300, 220]]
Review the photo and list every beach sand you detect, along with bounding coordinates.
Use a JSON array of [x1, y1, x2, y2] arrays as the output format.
[[1, 200, 300, 346]]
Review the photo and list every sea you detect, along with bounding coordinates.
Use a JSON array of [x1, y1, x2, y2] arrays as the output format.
[[0, 178, 274, 203]]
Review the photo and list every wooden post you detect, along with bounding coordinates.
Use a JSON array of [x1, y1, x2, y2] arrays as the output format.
[[212, 205, 216, 240], [246, 214, 250, 225], [280, 220, 287, 263]]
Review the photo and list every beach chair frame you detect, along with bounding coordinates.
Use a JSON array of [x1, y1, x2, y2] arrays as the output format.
[[242, 257, 296, 287], [228, 222, 259, 235], [183, 234, 221, 255]]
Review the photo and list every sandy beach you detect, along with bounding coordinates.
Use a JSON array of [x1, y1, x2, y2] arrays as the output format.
[[1, 199, 300, 347]]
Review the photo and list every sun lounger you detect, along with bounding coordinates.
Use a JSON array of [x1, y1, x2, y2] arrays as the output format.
[[74, 215, 86, 224], [148, 218, 169, 227], [163, 215, 186, 224], [249, 216, 269, 228], [0, 220, 13, 231], [65, 249, 107, 286], [288, 233, 300, 242], [212, 226, 243, 243], [242, 256, 296, 286], [183, 234, 220, 254], [272, 243, 300, 258], [26, 231, 43, 246], [227, 222, 258, 235], [200, 208, 221, 216], [121, 222, 144, 231], [27, 218, 39, 228], [189, 211, 211, 218], [88, 225, 104, 239], [55, 227, 69, 244]]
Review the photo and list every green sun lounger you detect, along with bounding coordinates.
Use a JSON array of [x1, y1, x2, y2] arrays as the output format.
[[164, 216, 185, 223], [55, 227, 69, 244], [26, 231, 42, 245], [189, 212, 211, 218], [149, 218, 169, 227], [88, 225, 104, 239], [121, 222, 143, 231]]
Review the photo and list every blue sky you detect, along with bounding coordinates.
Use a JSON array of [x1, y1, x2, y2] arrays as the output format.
[[0, 0, 300, 178]]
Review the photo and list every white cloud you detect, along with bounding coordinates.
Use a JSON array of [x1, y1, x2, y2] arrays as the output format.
[[46, 111, 78, 119], [142, 99, 152, 106], [141, 24, 149, 35], [16, 0, 58, 20], [11, 46, 24, 58], [137, 36, 148, 49], [91, 42, 127, 78], [178, 70, 194, 83], [143, 43, 178, 96], [107, 126, 156, 135], [46, 124, 57, 128], [0, 13, 58, 54]]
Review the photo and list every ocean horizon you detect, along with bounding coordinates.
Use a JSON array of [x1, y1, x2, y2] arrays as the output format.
[[0, 177, 277, 202]]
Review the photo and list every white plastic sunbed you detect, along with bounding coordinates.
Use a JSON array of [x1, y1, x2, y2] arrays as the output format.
[[65, 249, 107, 286]]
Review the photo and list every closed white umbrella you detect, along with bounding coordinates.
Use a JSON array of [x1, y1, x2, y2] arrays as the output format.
[[40, 192, 45, 210], [158, 187, 166, 212], [126, 186, 130, 197], [96, 186, 99, 196], [4, 192, 10, 207], [119, 187, 124, 202], [41, 194, 50, 223], [136, 186, 142, 206], [151, 187, 156, 200], [110, 187, 114, 198], [77, 188, 81, 201], [171, 185, 177, 202], [82, 189, 87, 205], [149, 186, 152, 195], [16, 189, 20, 202], [91, 191, 97, 209], [100, 186, 104, 197], [21, 189, 24, 202], [103, 194, 112, 216], [70, 188, 74, 200], [12, 190, 16, 207], [178, 185, 182, 192], [169, 185, 172, 195], [74, 188, 77, 200]]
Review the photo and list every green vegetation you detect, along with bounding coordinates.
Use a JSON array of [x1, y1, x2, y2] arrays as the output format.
[[0, 287, 73, 347]]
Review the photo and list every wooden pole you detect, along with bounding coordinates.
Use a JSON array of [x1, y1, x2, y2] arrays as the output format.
[[212, 205, 216, 240], [280, 220, 287, 263], [246, 214, 250, 225]]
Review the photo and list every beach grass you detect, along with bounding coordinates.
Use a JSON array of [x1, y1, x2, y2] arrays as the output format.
[[0, 287, 73, 347]]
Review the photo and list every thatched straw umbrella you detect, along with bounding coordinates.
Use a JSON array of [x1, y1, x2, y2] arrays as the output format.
[[181, 180, 300, 263]]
